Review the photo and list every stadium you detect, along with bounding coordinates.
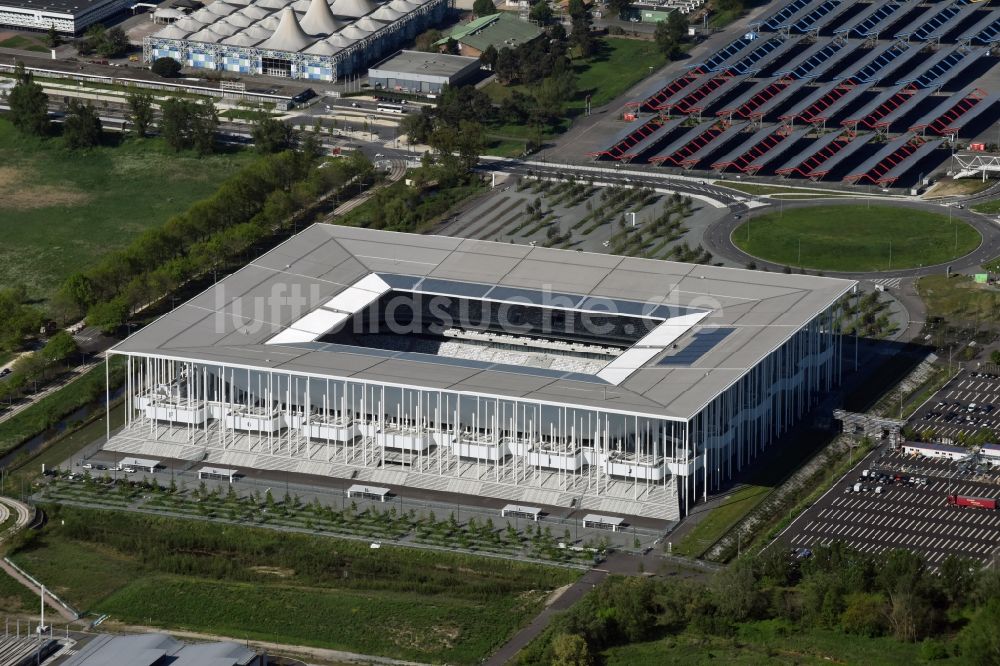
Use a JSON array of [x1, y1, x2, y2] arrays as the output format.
[[103, 225, 854, 521], [143, 0, 447, 81]]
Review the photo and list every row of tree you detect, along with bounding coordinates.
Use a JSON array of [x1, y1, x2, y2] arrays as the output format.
[[0, 331, 79, 405], [521, 542, 1000, 665]]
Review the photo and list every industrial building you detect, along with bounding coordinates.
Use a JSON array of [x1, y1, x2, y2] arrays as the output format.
[[143, 0, 447, 81], [103, 225, 853, 522], [368, 49, 480, 94], [433, 11, 542, 58], [0, 0, 128, 33]]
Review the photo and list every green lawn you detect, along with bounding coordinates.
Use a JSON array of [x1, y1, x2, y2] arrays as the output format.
[[732, 205, 980, 272], [671, 484, 770, 557], [972, 199, 1000, 215], [0, 118, 252, 299], [483, 37, 665, 146], [13, 506, 578, 664], [0, 35, 49, 52], [917, 274, 1000, 326]]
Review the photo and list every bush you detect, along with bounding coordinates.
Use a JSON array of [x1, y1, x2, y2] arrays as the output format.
[[919, 638, 948, 661], [151, 57, 182, 78]]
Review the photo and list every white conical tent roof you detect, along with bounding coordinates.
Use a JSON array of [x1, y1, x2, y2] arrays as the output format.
[[353, 15, 384, 31], [156, 23, 192, 39], [291, 0, 310, 9], [327, 31, 357, 47], [304, 38, 341, 54], [258, 14, 281, 28], [256, 0, 293, 8], [188, 27, 224, 42], [242, 23, 272, 38], [210, 21, 241, 36], [223, 31, 263, 45], [259, 7, 314, 51], [238, 5, 270, 19], [224, 12, 254, 26], [339, 23, 370, 39], [174, 15, 205, 30], [330, 0, 375, 18], [370, 4, 403, 20], [190, 7, 216, 21], [389, 0, 418, 11], [204, 1, 237, 15], [301, 0, 342, 34]]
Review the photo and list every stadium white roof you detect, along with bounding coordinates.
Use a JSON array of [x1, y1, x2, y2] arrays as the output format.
[[112, 226, 854, 421]]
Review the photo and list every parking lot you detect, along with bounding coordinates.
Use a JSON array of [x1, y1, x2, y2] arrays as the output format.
[[782, 449, 1000, 568], [910, 369, 1000, 442]]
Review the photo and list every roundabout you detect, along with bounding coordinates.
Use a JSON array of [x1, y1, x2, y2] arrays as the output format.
[[730, 205, 981, 273]]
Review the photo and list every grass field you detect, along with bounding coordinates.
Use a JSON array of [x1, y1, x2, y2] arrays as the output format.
[[0, 35, 48, 52], [0, 118, 252, 299], [917, 274, 1000, 326], [13, 506, 578, 663], [671, 484, 770, 557], [732, 205, 980, 272], [972, 199, 1000, 215], [484, 37, 665, 145]]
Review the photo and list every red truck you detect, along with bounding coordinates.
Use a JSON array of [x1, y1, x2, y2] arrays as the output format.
[[946, 495, 997, 510]]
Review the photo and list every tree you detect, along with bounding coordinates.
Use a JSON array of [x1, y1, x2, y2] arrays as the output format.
[[127, 90, 154, 137], [480, 44, 498, 69], [472, 0, 498, 17], [99, 26, 129, 58], [607, 0, 632, 20], [62, 99, 102, 149], [571, 12, 596, 57], [159, 97, 190, 151], [495, 47, 518, 83], [41, 331, 78, 366], [991, 349, 1000, 365], [151, 56, 182, 78], [7, 62, 49, 136], [81, 24, 106, 55], [86, 297, 129, 334], [551, 634, 593, 666], [654, 20, 679, 59], [717, 0, 744, 14], [960, 598, 1000, 665], [251, 114, 297, 154], [191, 99, 218, 155], [529, 0, 554, 24], [46, 26, 60, 49], [840, 593, 888, 637], [666, 9, 689, 42]]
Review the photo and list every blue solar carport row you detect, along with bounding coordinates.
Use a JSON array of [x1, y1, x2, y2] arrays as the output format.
[[716, 77, 803, 119], [894, 0, 973, 41], [841, 84, 920, 129], [787, 39, 856, 81], [774, 38, 849, 79], [790, 0, 857, 34], [779, 81, 849, 123], [777, 132, 872, 179], [896, 45, 985, 88], [835, 0, 913, 39], [917, 2, 980, 42], [844, 136, 942, 185], [618, 116, 687, 162], [690, 36, 755, 72], [802, 81, 875, 124], [586, 116, 664, 159], [725, 37, 792, 75], [909, 87, 996, 136], [678, 74, 747, 115], [711, 126, 808, 174], [846, 41, 920, 83], [960, 9, 1000, 44], [648, 120, 725, 166], [638, 69, 703, 113], [657, 72, 733, 112], [758, 0, 821, 31], [671, 121, 751, 169]]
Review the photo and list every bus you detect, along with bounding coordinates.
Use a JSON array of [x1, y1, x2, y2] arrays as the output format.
[[377, 102, 406, 114]]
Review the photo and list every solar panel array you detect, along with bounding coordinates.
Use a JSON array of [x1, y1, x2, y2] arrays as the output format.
[[590, 0, 998, 187]]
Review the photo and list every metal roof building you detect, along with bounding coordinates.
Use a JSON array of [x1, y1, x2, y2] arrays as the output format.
[[143, 0, 447, 81], [105, 225, 854, 521], [368, 49, 480, 94], [0, 0, 129, 33], [63, 633, 261, 666]]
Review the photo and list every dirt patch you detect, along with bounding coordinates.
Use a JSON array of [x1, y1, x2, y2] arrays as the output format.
[[922, 177, 990, 199], [0, 166, 91, 210], [387, 622, 460, 652], [249, 565, 295, 578]]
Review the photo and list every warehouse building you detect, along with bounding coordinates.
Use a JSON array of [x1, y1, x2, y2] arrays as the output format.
[[143, 0, 447, 81], [434, 11, 542, 58], [368, 49, 480, 94], [103, 225, 853, 522], [0, 0, 129, 33]]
